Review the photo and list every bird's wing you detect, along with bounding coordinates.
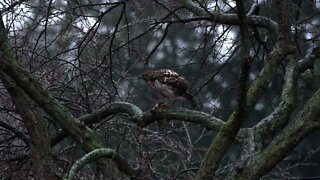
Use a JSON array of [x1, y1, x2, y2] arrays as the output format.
[[159, 76, 188, 95]]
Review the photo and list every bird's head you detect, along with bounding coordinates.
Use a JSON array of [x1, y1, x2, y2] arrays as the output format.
[[140, 71, 154, 82]]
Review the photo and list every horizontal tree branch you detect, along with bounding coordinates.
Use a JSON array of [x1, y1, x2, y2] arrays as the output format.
[[178, 0, 278, 35], [51, 102, 143, 145], [52, 104, 247, 145]]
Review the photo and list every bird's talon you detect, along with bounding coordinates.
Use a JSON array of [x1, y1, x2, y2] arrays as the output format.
[[152, 102, 169, 110]]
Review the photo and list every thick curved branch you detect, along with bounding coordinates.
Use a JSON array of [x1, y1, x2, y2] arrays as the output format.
[[252, 55, 298, 151], [298, 46, 320, 72], [139, 109, 224, 129], [229, 87, 320, 180], [51, 101, 249, 142], [63, 148, 140, 180], [246, 44, 294, 108], [51, 102, 143, 145], [80, 102, 143, 124], [53, 104, 246, 145]]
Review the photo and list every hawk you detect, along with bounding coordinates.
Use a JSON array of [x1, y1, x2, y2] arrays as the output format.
[[141, 69, 195, 106]]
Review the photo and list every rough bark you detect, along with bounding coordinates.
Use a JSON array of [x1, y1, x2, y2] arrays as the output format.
[[0, 16, 139, 178], [0, 72, 57, 179], [195, 0, 251, 179]]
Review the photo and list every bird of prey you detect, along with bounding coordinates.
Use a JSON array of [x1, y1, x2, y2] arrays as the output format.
[[141, 69, 195, 107]]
